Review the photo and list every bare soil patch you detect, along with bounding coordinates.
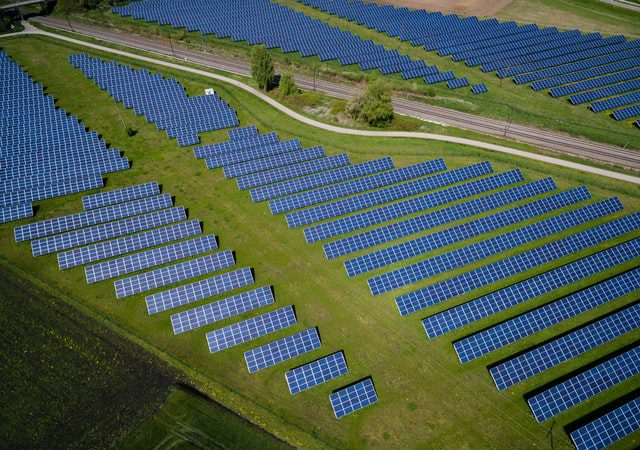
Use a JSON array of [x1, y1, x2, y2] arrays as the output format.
[[365, 0, 515, 16]]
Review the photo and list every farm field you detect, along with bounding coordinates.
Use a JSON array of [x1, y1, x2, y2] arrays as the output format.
[[68, 1, 640, 150], [0, 32, 639, 450]]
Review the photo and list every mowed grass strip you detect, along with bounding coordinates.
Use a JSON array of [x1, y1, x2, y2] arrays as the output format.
[[0, 35, 639, 449]]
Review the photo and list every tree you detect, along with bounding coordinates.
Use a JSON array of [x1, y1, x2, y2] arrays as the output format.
[[251, 45, 275, 91], [347, 79, 393, 127], [278, 72, 298, 98]]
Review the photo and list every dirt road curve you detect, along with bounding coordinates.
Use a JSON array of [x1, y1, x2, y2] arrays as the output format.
[[23, 17, 640, 174], [365, 0, 515, 16]]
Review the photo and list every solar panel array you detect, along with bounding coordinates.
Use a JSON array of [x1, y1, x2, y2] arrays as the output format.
[[293, 0, 640, 123], [69, 54, 238, 146], [329, 378, 379, 419], [285, 351, 349, 395], [244, 327, 321, 373], [490, 303, 640, 391], [206, 305, 297, 353], [0, 52, 128, 223], [528, 346, 640, 422], [82, 182, 160, 210], [112, 0, 463, 90], [570, 397, 640, 450]]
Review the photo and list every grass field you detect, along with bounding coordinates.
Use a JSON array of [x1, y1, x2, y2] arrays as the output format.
[[497, 0, 640, 38], [1, 34, 639, 449], [72, 3, 640, 151]]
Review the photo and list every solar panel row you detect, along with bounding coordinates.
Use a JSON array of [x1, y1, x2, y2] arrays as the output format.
[[244, 327, 321, 373], [224, 145, 326, 179], [82, 182, 160, 210], [285, 351, 349, 394], [330, 378, 378, 419]]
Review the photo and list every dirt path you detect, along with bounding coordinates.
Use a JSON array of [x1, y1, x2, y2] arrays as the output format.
[[365, 0, 515, 16]]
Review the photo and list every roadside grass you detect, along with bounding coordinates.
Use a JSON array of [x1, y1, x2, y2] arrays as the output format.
[[0, 35, 639, 449], [497, 0, 640, 38], [61, 5, 640, 150]]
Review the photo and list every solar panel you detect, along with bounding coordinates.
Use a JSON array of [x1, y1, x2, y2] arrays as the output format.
[[570, 396, 640, 450], [396, 205, 634, 317], [371, 195, 615, 296], [528, 346, 640, 422], [85, 234, 217, 283], [424, 237, 640, 339], [278, 159, 478, 220], [330, 378, 378, 419], [244, 327, 321, 373], [454, 266, 640, 363], [14, 194, 173, 242], [490, 303, 640, 391], [58, 220, 201, 269], [146, 267, 254, 314], [171, 286, 274, 334], [0, 203, 32, 224], [266, 157, 398, 211], [224, 146, 326, 179], [114, 250, 235, 298], [471, 84, 488, 94], [206, 305, 297, 353], [303, 169, 522, 244], [285, 351, 349, 395], [34, 206, 187, 258], [323, 177, 557, 258], [194, 132, 279, 159], [205, 139, 301, 169], [0, 175, 104, 208], [228, 125, 258, 141], [238, 154, 350, 191], [346, 186, 588, 277], [82, 182, 160, 210]]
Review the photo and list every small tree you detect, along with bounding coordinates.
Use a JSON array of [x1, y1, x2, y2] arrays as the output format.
[[251, 45, 275, 91], [347, 79, 393, 127], [278, 72, 298, 98]]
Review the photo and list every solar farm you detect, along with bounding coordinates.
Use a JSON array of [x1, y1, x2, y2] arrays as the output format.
[[1, 1, 640, 449]]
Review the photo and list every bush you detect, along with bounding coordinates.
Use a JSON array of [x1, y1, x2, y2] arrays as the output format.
[[250, 45, 275, 91], [347, 79, 394, 127], [278, 72, 298, 98]]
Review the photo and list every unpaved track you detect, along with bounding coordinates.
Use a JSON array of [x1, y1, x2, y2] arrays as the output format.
[[6, 21, 640, 185]]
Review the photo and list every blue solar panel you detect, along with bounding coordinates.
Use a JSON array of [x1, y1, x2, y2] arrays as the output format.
[[15, 194, 173, 242], [238, 154, 350, 190], [490, 303, 640, 391], [396, 205, 634, 317], [371, 195, 614, 296], [146, 267, 254, 314], [58, 220, 201, 269], [194, 132, 280, 159], [471, 84, 488, 94], [347, 186, 589, 277], [454, 266, 640, 363], [82, 182, 160, 210], [171, 286, 275, 334], [285, 351, 348, 395], [324, 177, 557, 258], [285, 159, 457, 227], [244, 328, 321, 373], [206, 305, 297, 353], [571, 396, 640, 450], [224, 146, 326, 179], [330, 378, 378, 419], [205, 139, 301, 169], [612, 104, 640, 121], [85, 234, 218, 283], [267, 157, 399, 213], [0, 203, 32, 224], [280, 160, 479, 221], [304, 169, 522, 243], [424, 237, 640, 339], [114, 250, 235, 298], [228, 125, 258, 141], [0, 175, 104, 208], [252, 156, 402, 203], [33, 206, 186, 259], [528, 347, 640, 422]]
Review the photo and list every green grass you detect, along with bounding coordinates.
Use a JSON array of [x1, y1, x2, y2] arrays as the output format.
[[1, 35, 639, 449], [120, 387, 293, 450], [497, 0, 640, 38], [73, 2, 640, 150]]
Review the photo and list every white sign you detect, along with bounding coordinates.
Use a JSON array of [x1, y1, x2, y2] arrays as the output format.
[[204, 88, 215, 96]]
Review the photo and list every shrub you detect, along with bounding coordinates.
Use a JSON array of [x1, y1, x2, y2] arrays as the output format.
[[278, 72, 298, 98], [250, 45, 275, 91], [347, 79, 394, 127]]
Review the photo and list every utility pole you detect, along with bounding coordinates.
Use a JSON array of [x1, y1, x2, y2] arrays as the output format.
[[168, 35, 176, 58]]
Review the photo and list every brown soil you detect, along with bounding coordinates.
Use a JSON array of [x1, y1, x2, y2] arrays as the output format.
[[365, 0, 515, 16]]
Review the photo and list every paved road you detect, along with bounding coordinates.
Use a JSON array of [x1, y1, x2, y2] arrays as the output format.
[[8, 22, 640, 185], [31, 16, 640, 172], [599, 0, 640, 12]]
